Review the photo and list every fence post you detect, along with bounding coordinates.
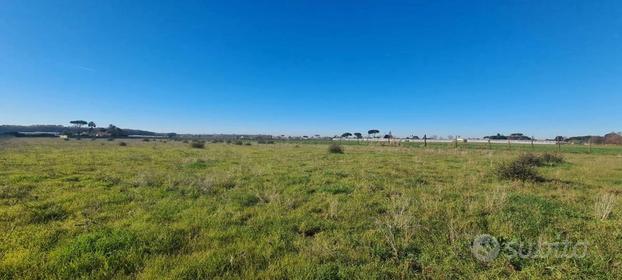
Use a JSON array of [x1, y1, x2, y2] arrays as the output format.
[[424, 134, 427, 148], [508, 138, 511, 150], [589, 138, 592, 153], [531, 136, 534, 150], [488, 138, 491, 150]]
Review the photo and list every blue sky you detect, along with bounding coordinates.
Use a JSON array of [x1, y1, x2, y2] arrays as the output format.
[[1, 1, 621, 137]]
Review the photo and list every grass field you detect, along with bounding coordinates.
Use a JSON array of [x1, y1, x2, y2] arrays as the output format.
[[1, 138, 621, 279]]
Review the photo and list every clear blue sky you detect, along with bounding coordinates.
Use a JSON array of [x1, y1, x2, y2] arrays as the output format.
[[1, 1, 621, 138]]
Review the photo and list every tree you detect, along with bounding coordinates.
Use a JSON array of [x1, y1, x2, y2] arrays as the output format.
[[354, 132, 363, 139], [368, 129, 380, 138], [604, 132, 622, 145], [70, 120, 88, 129], [107, 124, 127, 138], [87, 121, 96, 133], [341, 132, 352, 138]]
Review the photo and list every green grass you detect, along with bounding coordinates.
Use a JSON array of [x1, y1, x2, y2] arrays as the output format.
[[1, 138, 621, 279]]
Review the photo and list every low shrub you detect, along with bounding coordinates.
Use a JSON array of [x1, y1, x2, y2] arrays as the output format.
[[190, 140, 205, 149], [328, 144, 344, 154], [515, 153, 565, 168], [234, 141, 244, 145], [118, 142, 127, 146], [495, 160, 542, 182], [516, 153, 543, 166]]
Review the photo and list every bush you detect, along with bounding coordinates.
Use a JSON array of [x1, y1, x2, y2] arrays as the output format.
[[495, 160, 542, 182], [234, 141, 244, 145], [119, 142, 127, 146], [142, 138, 151, 142], [496, 153, 564, 182], [515, 153, 565, 168], [190, 140, 205, 149], [328, 144, 344, 154]]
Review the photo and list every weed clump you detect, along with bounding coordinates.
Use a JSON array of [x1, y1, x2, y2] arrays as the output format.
[[118, 142, 127, 146], [130, 173, 161, 187], [190, 176, 237, 195], [0, 185, 32, 200], [328, 144, 344, 154], [595, 193, 616, 220], [29, 203, 68, 223], [190, 140, 205, 149]]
